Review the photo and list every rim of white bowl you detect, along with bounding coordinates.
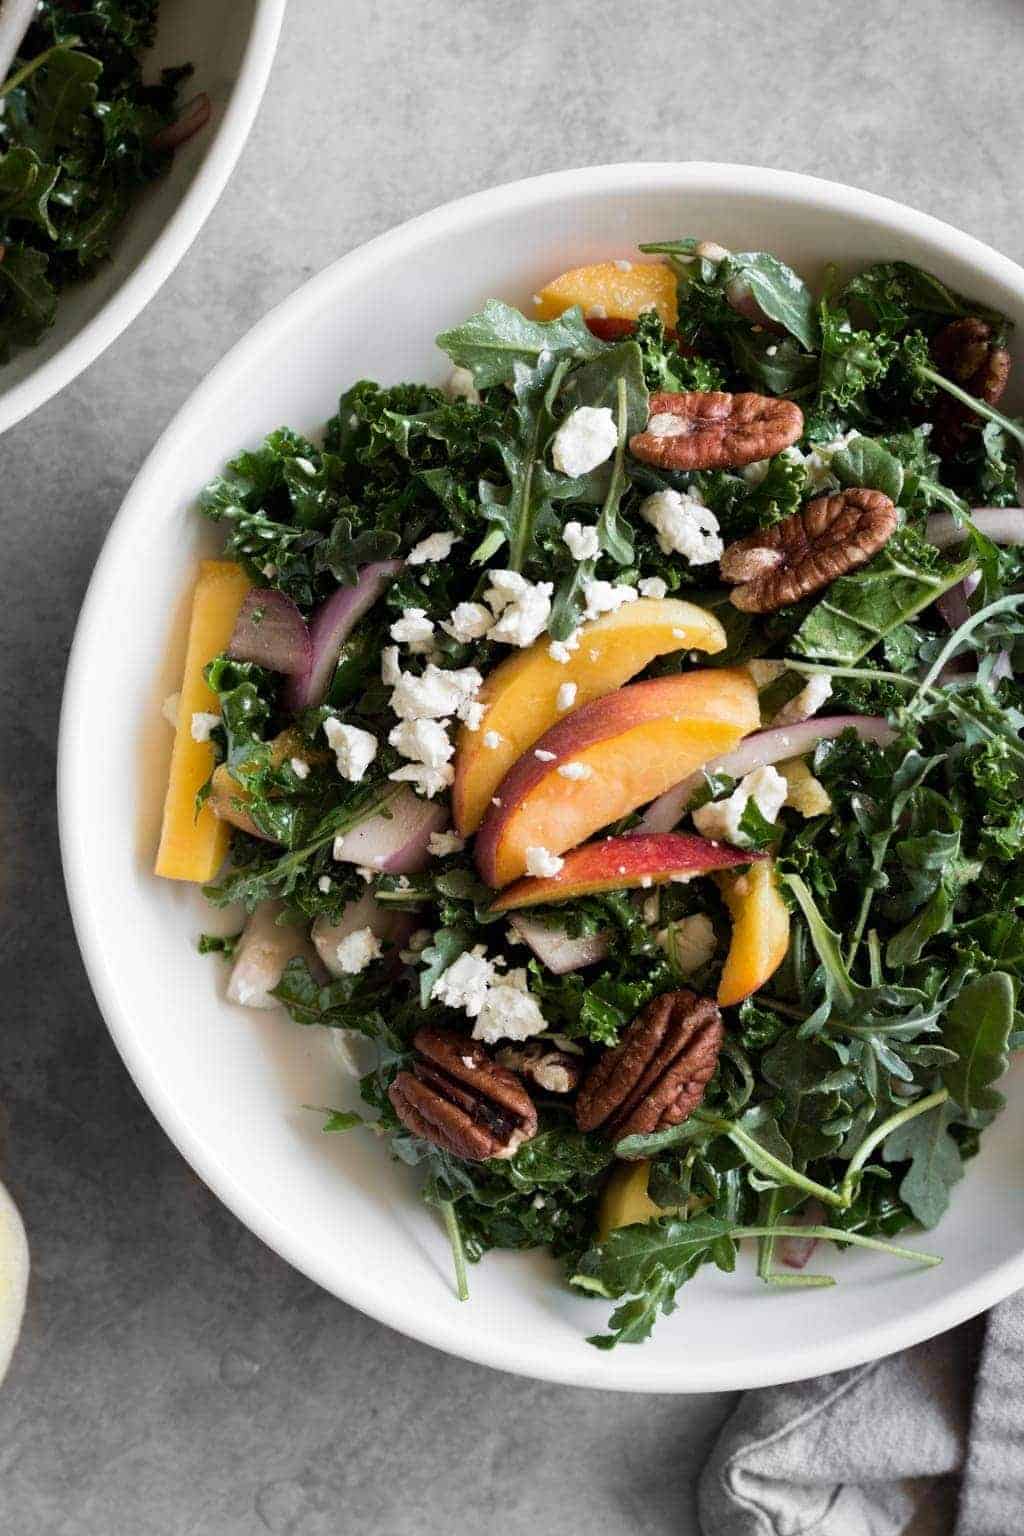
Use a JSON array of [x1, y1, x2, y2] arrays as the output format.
[[0, 0, 286, 436], [59, 163, 1024, 1392]]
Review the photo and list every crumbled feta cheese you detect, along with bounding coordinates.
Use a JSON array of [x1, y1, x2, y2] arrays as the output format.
[[638, 576, 667, 600], [162, 692, 180, 727], [441, 602, 494, 643], [484, 570, 552, 647], [563, 521, 601, 561], [318, 876, 333, 893], [445, 367, 480, 404], [788, 430, 861, 492], [335, 927, 383, 975], [557, 761, 592, 780], [190, 711, 220, 742], [741, 459, 771, 486], [483, 729, 504, 750], [766, 345, 778, 358], [584, 304, 607, 319], [548, 631, 581, 664], [473, 980, 547, 1044], [534, 749, 557, 762], [289, 757, 310, 780], [556, 682, 577, 712], [531, 294, 543, 307], [582, 578, 638, 621], [692, 764, 788, 846], [431, 946, 495, 1017], [638, 488, 723, 564], [381, 646, 401, 686], [323, 718, 378, 782], [770, 673, 833, 727], [408, 531, 459, 566], [388, 717, 453, 768], [390, 664, 483, 722], [388, 762, 454, 799], [551, 406, 618, 477], [525, 845, 565, 878], [390, 607, 435, 651], [614, 258, 633, 272], [657, 913, 717, 975], [462, 701, 487, 732], [428, 829, 466, 858]]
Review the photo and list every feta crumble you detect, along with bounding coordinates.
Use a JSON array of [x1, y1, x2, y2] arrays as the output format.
[[484, 570, 552, 647], [388, 762, 454, 799], [323, 718, 378, 782], [474, 973, 547, 1044], [390, 663, 483, 723], [614, 258, 633, 272], [551, 406, 618, 477], [335, 927, 383, 975], [388, 717, 453, 768], [381, 646, 401, 686], [431, 947, 495, 1017], [557, 761, 592, 780], [582, 578, 638, 621], [525, 845, 565, 878], [441, 602, 495, 643], [638, 488, 723, 564], [548, 631, 581, 664], [428, 828, 466, 858], [445, 366, 480, 404], [408, 530, 459, 565], [563, 521, 601, 562], [289, 757, 310, 780], [318, 876, 333, 893], [692, 764, 788, 846], [483, 730, 504, 750], [556, 682, 577, 712], [190, 711, 220, 742], [390, 607, 435, 652], [534, 749, 557, 762], [770, 673, 833, 727], [638, 576, 667, 599]]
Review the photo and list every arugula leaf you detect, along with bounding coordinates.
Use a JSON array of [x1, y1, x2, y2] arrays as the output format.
[[831, 437, 904, 502], [559, 338, 649, 438], [726, 251, 819, 351], [436, 300, 603, 389], [792, 528, 975, 665], [882, 1097, 963, 1228], [731, 330, 818, 396], [942, 971, 1014, 1118]]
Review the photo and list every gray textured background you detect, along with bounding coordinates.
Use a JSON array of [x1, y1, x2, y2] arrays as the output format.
[[2, 2, 1021, 1532]]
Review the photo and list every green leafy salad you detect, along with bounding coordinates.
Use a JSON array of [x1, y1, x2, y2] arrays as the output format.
[[0, 1, 197, 360], [162, 238, 1024, 1349]]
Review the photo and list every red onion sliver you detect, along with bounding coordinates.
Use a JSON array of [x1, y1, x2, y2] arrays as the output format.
[[284, 560, 404, 711], [935, 569, 981, 632], [507, 914, 609, 975], [638, 715, 896, 835], [926, 507, 1024, 551], [152, 92, 212, 151], [228, 589, 312, 676], [778, 1200, 826, 1270], [312, 891, 415, 979], [332, 786, 446, 875]]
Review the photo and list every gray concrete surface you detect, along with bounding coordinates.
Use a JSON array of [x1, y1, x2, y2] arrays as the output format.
[[1, 1, 1021, 1531]]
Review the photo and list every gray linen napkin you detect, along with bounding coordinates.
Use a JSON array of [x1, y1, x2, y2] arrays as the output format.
[[698, 1293, 1024, 1535]]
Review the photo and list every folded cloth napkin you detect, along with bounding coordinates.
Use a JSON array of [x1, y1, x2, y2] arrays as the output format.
[[698, 1292, 1024, 1535]]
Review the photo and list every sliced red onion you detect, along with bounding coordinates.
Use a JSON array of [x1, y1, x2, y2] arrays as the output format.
[[312, 891, 414, 979], [926, 507, 1024, 551], [228, 589, 312, 676], [638, 716, 896, 834], [936, 569, 981, 631], [507, 913, 609, 975], [332, 786, 446, 874], [227, 901, 321, 1009], [284, 560, 404, 711], [152, 92, 212, 151], [778, 1200, 825, 1270]]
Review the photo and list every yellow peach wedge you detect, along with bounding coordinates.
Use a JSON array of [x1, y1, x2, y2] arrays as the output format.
[[533, 259, 678, 327], [598, 1161, 672, 1241], [716, 859, 790, 1008], [453, 597, 726, 835]]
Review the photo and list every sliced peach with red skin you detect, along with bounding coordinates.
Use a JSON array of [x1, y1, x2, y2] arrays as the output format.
[[453, 598, 726, 836], [534, 260, 678, 327], [491, 832, 761, 912], [475, 668, 760, 888], [716, 859, 790, 1007]]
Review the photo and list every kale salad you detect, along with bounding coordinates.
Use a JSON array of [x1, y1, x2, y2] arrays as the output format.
[[0, 1, 201, 361], [156, 239, 1024, 1348]]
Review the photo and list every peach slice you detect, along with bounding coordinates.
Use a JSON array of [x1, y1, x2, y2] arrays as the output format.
[[716, 859, 790, 1007], [534, 260, 678, 327], [475, 669, 760, 888], [598, 1160, 668, 1240], [491, 832, 760, 912], [453, 598, 726, 836]]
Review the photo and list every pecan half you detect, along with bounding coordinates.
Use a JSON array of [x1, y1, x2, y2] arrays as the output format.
[[929, 317, 1011, 457], [575, 990, 723, 1147], [495, 1041, 582, 1095], [628, 391, 804, 471], [719, 487, 897, 612], [389, 1026, 538, 1161]]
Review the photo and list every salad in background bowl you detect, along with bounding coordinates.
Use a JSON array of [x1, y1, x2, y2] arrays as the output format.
[[154, 233, 1024, 1349]]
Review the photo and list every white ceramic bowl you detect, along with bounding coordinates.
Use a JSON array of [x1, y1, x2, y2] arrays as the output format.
[[59, 165, 1024, 1392], [0, 0, 285, 434]]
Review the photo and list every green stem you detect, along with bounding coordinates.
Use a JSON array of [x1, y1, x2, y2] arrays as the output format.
[[727, 1122, 847, 1208], [764, 1272, 837, 1288], [919, 363, 1024, 454], [440, 1200, 469, 1302], [0, 38, 79, 100], [839, 1088, 949, 1206], [756, 1187, 784, 1280], [914, 591, 1024, 695], [736, 1225, 942, 1267]]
